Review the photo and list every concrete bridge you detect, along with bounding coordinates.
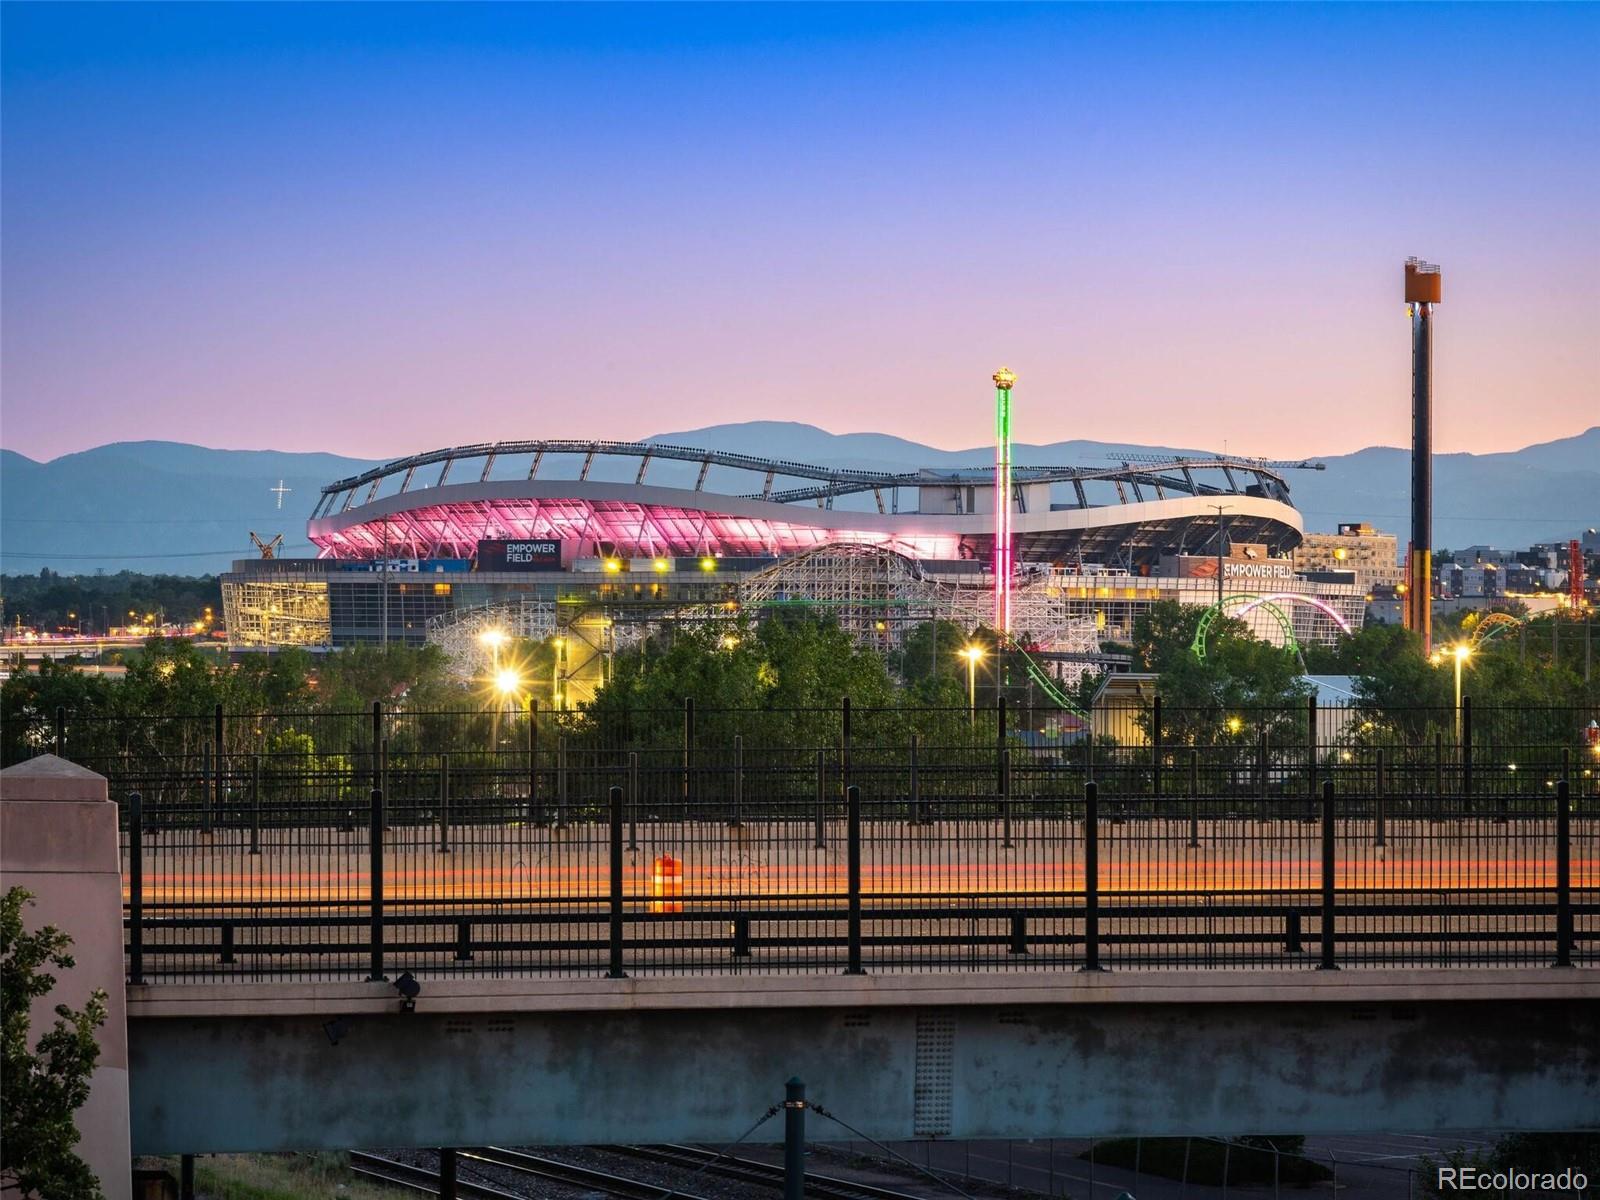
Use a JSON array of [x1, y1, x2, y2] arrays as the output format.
[[5, 755, 1598, 1200], [127, 967, 1600, 1156]]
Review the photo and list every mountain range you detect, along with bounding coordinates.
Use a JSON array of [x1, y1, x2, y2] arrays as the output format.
[[2, 425, 1595, 575]]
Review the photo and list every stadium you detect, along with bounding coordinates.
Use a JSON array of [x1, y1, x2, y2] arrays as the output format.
[[222, 433, 1365, 705]]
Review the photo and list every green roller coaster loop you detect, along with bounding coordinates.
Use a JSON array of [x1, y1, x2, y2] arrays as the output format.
[[998, 634, 1091, 720], [1470, 612, 1523, 646], [1190, 594, 1301, 661]]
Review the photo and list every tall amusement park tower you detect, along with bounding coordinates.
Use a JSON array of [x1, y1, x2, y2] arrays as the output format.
[[992, 366, 1016, 635], [1404, 258, 1442, 655]]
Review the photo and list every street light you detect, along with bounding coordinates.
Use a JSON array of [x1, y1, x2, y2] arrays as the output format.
[[1432, 642, 1472, 743], [959, 645, 986, 726], [494, 667, 522, 697]]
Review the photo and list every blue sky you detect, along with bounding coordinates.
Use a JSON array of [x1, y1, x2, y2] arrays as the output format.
[[4, 3, 1596, 460]]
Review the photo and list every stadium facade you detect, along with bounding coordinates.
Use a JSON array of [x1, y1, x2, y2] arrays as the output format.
[[222, 439, 1364, 700]]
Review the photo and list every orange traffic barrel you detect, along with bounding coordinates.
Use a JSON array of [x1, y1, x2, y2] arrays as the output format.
[[651, 854, 683, 913]]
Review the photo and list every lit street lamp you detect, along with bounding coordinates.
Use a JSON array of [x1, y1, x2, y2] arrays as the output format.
[[959, 645, 986, 726], [1431, 642, 1472, 743]]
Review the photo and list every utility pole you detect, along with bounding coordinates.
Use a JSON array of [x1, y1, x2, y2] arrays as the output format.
[[1209, 503, 1233, 611]]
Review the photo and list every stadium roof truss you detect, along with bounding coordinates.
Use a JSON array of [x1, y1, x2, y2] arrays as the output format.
[[315, 440, 1320, 518], [309, 441, 1318, 564]]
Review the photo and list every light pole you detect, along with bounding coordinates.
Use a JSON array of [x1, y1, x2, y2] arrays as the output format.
[[492, 666, 524, 762], [960, 645, 985, 726], [1431, 642, 1472, 743]]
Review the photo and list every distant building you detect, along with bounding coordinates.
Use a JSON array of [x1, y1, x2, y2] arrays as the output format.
[[1459, 563, 1500, 598], [1293, 523, 1401, 593]]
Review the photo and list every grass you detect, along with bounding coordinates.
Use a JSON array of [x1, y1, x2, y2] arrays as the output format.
[[1085, 1137, 1333, 1187], [136, 1153, 405, 1200]]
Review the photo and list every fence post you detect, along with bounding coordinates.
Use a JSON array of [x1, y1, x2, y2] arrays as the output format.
[[371, 699, 383, 794], [1188, 749, 1200, 849], [1374, 748, 1386, 850], [682, 696, 695, 807], [527, 700, 539, 824], [556, 736, 568, 827], [608, 785, 626, 979], [249, 755, 261, 855], [841, 696, 852, 795], [128, 791, 144, 985], [628, 750, 639, 851], [1461, 695, 1473, 805], [1434, 730, 1444, 808], [814, 750, 826, 849], [1152, 695, 1163, 800], [213, 702, 225, 826], [1083, 780, 1101, 972], [909, 733, 922, 825], [1257, 725, 1269, 804], [1001, 747, 1013, 849], [54, 705, 66, 758], [367, 787, 386, 982], [845, 784, 863, 975], [438, 754, 451, 853], [200, 742, 213, 836], [731, 735, 744, 828], [996, 695, 1007, 803], [1554, 779, 1572, 968], [1319, 779, 1337, 971], [1305, 694, 1318, 822]]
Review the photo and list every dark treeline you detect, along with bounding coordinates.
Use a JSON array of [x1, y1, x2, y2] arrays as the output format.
[[1, 570, 223, 632], [3, 599, 1595, 770]]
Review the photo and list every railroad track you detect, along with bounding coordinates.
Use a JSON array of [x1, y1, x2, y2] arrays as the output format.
[[349, 1147, 721, 1200], [612, 1142, 928, 1200], [349, 1152, 518, 1198]]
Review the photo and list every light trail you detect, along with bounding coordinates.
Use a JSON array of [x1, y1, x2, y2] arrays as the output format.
[[124, 854, 1598, 906]]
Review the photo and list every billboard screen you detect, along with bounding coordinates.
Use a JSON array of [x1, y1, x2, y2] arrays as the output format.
[[477, 539, 565, 571]]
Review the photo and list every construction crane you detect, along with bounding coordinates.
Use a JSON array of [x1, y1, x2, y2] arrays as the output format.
[[249, 532, 284, 560]]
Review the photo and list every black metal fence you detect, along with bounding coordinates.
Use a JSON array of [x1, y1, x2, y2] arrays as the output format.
[[16, 698, 1598, 983]]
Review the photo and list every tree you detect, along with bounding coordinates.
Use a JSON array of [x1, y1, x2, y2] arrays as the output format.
[[1, 888, 108, 1200], [1127, 601, 1309, 745]]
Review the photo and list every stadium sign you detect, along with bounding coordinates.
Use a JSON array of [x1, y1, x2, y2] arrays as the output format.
[[1224, 560, 1294, 581], [478, 538, 564, 571], [1170, 554, 1294, 581]]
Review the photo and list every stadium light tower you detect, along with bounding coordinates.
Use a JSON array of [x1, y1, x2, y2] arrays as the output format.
[[992, 367, 1016, 635], [1405, 258, 1442, 656]]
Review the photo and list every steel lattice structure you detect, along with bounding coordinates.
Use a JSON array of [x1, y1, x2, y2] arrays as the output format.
[[426, 544, 1106, 695], [426, 597, 558, 680]]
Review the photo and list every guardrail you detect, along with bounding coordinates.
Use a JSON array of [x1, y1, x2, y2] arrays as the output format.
[[10, 697, 1593, 982], [120, 772, 1594, 983]]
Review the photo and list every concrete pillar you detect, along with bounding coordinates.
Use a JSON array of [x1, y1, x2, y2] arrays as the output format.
[[1, 755, 132, 1200]]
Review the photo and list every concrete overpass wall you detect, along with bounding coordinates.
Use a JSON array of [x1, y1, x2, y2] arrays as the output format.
[[128, 971, 1600, 1154]]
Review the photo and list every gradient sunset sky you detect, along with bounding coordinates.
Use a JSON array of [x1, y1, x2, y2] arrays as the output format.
[[3, 3, 1596, 463]]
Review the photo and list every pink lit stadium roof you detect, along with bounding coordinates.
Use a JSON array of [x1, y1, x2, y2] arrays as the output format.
[[308, 440, 1312, 564]]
